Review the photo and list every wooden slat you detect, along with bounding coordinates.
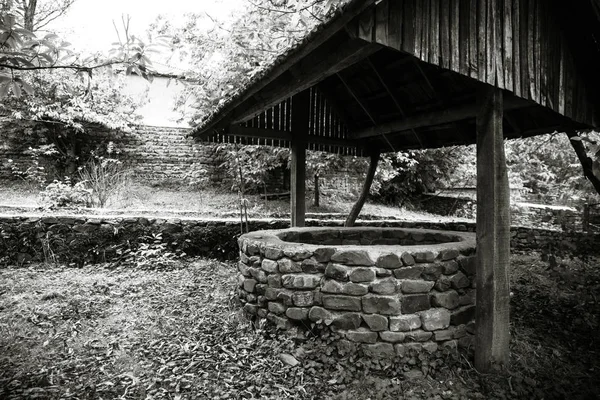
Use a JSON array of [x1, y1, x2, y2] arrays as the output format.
[[451, 0, 460, 72], [527, 0, 535, 101], [388, 0, 403, 50], [534, 0, 541, 104], [414, 0, 423, 58], [558, 39, 565, 115], [430, 0, 440, 66], [477, 0, 486, 81], [402, 0, 416, 54], [512, 0, 521, 97], [441, 0, 450, 69], [358, 8, 375, 41], [503, 0, 513, 91], [375, 0, 389, 46], [485, 0, 496, 85], [520, 0, 528, 99]]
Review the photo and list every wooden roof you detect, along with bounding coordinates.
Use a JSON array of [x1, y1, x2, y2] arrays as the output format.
[[193, 0, 600, 154]]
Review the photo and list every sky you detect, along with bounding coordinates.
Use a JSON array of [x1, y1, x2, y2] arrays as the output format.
[[49, 0, 244, 52]]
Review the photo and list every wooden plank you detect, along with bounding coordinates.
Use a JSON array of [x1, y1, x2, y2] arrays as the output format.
[[414, 0, 423, 58], [358, 8, 375, 41], [565, 55, 573, 119], [504, 0, 513, 92], [512, 0, 521, 97], [477, 0, 486, 82], [290, 90, 310, 228], [534, 0, 541, 104], [558, 39, 565, 115], [352, 96, 532, 139], [402, 0, 416, 54], [519, 0, 528, 99], [430, 0, 440, 66], [485, 0, 496, 85], [375, 0, 389, 46], [494, 0, 504, 87], [475, 84, 510, 373], [345, 150, 381, 227], [388, 0, 403, 50], [460, 0, 470, 76], [451, 0, 461, 73], [527, 0, 535, 101], [441, 0, 450, 69], [421, 0, 430, 62], [337, 72, 377, 125]]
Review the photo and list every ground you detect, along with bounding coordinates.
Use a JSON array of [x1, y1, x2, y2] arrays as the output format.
[[1, 253, 598, 399]]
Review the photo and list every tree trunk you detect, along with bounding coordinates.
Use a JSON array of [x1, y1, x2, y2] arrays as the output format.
[[565, 131, 600, 196], [345, 150, 380, 227], [22, 0, 37, 31], [314, 174, 320, 207]]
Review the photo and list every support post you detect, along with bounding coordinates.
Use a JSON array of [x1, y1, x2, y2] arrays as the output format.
[[290, 90, 310, 227], [345, 150, 380, 227], [475, 86, 511, 372], [314, 174, 320, 207]]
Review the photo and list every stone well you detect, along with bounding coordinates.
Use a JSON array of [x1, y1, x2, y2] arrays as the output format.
[[237, 227, 477, 356]]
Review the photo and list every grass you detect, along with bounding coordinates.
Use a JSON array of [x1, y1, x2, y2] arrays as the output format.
[[1, 253, 598, 399], [0, 180, 469, 223]]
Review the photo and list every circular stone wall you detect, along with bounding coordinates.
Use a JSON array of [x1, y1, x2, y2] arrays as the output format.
[[237, 227, 477, 356]]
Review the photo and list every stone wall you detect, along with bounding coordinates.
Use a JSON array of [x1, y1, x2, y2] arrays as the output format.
[[237, 227, 477, 355], [0, 215, 597, 266]]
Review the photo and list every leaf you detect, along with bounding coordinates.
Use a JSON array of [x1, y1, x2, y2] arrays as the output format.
[[569, 136, 583, 142], [11, 81, 21, 97]]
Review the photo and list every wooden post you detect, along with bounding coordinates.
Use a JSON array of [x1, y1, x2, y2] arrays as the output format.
[[345, 150, 380, 227], [290, 90, 310, 227], [475, 85, 510, 372], [583, 203, 590, 232], [314, 174, 320, 207]]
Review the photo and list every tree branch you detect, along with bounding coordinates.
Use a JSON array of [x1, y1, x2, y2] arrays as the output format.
[[566, 130, 600, 195]]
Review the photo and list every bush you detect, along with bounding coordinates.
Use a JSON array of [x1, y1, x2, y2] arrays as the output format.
[[39, 179, 92, 209], [78, 156, 130, 208]]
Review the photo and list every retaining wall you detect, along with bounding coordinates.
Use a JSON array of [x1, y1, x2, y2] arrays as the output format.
[[0, 215, 597, 266]]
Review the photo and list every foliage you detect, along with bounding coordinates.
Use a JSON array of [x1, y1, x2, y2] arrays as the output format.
[[1, 253, 599, 399], [5, 143, 58, 186], [39, 178, 91, 208], [78, 143, 130, 208]]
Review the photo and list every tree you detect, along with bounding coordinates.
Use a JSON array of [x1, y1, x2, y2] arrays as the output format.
[[566, 131, 600, 197]]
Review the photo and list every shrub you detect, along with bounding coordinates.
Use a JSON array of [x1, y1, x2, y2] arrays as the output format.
[[39, 178, 92, 209]]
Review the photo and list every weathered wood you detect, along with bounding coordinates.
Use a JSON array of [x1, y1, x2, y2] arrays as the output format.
[[402, 0, 416, 54], [345, 150, 381, 227], [337, 72, 377, 125], [375, 0, 389, 46], [352, 95, 532, 139], [430, 0, 440, 65], [469, 0, 478, 78], [478, 0, 487, 82], [451, 0, 461, 72], [504, 0, 513, 92], [388, 0, 403, 50], [440, 0, 450, 70], [475, 85, 510, 373], [227, 125, 355, 147], [290, 90, 310, 227], [231, 39, 381, 124], [512, 0, 521, 97]]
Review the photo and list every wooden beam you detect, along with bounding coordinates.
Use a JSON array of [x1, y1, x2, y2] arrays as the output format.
[[195, 0, 377, 136], [475, 85, 510, 372], [345, 150, 380, 227], [290, 90, 310, 227], [336, 71, 377, 124], [352, 95, 534, 139], [230, 39, 381, 125]]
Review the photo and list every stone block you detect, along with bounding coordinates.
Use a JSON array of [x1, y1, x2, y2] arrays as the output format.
[[403, 342, 423, 352], [250, 269, 268, 283], [282, 274, 321, 290], [331, 313, 362, 330], [331, 250, 374, 266], [341, 328, 378, 344], [379, 331, 406, 343], [434, 277, 452, 292], [441, 260, 459, 275], [433, 328, 455, 341], [261, 259, 278, 273], [268, 302, 287, 315], [267, 275, 282, 288], [394, 266, 424, 280], [324, 263, 350, 281], [374, 268, 392, 277], [405, 330, 433, 342], [362, 314, 388, 331], [267, 314, 292, 330], [349, 267, 376, 283], [430, 290, 459, 310], [450, 272, 470, 289], [255, 284, 267, 296], [313, 247, 337, 263], [439, 249, 459, 261], [278, 259, 303, 273], [362, 294, 402, 315], [362, 343, 395, 357], [401, 280, 434, 294], [321, 280, 368, 296], [390, 315, 421, 332], [394, 344, 407, 357], [401, 294, 430, 314], [285, 248, 313, 261], [308, 306, 331, 322], [243, 279, 257, 293], [458, 256, 477, 276], [322, 295, 362, 311], [243, 303, 258, 315], [441, 340, 458, 350], [370, 278, 397, 295], [413, 251, 436, 263], [302, 258, 324, 273], [459, 290, 476, 306], [276, 290, 294, 306], [401, 253, 415, 266], [422, 342, 439, 353], [292, 291, 314, 307], [458, 335, 474, 349], [286, 307, 309, 320], [264, 246, 284, 260], [239, 261, 251, 277], [420, 308, 451, 331], [377, 253, 402, 269], [450, 305, 476, 325], [421, 264, 443, 281]]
